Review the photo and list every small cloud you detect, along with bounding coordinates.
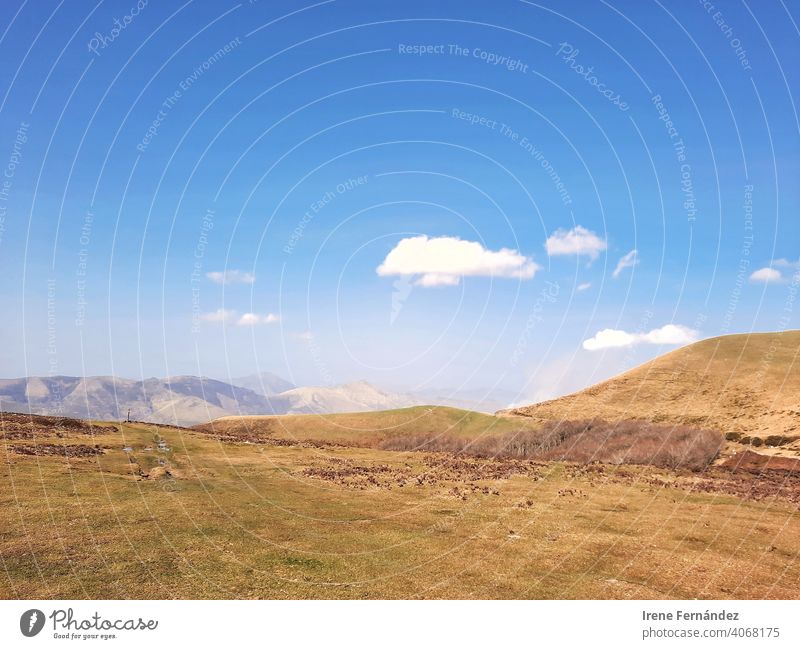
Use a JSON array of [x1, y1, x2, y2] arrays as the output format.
[[576, 282, 592, 292], [583, 324, 699, 351], [641, 324, 699, 345], [772, 258, 800, 269], [582, 328, 637, 350], [200, 309, 278, 325], [749, 267, 783, 283], [545, 226, 606, 261], [200, 308, 237, 323], [206, 270, 256, 285], [377, 235, 539, 287], [236, 312, 279, 326], [292, 331, 314, 341], [612, 249, 639, 279]]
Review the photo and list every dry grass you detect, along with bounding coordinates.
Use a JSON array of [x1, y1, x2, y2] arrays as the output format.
[[379, 420, 723, 471], [2, 412, 799, 600]]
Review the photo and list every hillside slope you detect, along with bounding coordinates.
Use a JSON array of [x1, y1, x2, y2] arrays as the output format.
[[196, 405, 540, 446], [504, 331, 800, 438]]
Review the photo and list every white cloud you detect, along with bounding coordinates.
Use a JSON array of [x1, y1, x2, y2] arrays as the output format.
[[376, 235, 539, 287], [200, 308, 237, 323], [582, 329, 638, 350], [749, 267, 783, 283], [200, 309, 278, 325], [206, 270, 256, 285], [236, 312, 279, 326], [612, 249, 639, 278], [576, 282, 592, 292], [640, 324, 698, 345], [583, 324, 699, 351], [772, 258, 800, 269], [292, 330, 314, 341], [545, 226, 606, 261]]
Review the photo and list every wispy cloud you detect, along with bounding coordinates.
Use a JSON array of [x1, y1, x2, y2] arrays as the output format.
[[206, 270, 256, 285], [545, 226, 606, 261], [612, 249, 638, 278], [200, 308, 237, 323], [236, 312, 279, 326], [583, 324, 699, 351], [576, 282, 592, 292], [377, 235, 539, 287], [200, 309, 278, 326]]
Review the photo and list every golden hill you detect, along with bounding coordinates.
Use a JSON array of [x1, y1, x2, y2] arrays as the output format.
[[196, 405, 540, 446], [504, 331, 800, 439]]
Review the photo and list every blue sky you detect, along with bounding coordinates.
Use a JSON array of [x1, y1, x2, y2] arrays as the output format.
[[0, 0, 797, 400]]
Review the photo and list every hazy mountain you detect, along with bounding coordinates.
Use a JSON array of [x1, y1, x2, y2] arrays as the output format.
[[409, 387, 518, 414], [228, 372, 295, 396], [0, 372, 520, 426], [275, 380, 419, 414], [0, 375, 280, 427]]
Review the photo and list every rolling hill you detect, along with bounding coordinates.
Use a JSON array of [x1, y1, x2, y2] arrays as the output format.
[[503, 331, 800, 439], [195, 405, 541, 446]]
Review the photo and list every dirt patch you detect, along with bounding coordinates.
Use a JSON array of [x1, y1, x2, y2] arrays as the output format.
[[722, 450, 800, 474], [0, 411, 116, 439], [301, 453, 542, 494], [208, 431, 350, 450], [687, 472, 800, 505], [144, 465, 185, 481], [10, 443, 105, 458]]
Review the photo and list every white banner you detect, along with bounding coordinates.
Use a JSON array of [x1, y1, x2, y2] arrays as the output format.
[[0, 600, 797, 648]]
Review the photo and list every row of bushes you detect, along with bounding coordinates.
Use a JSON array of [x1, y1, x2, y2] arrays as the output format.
[[725, 431, 797, 447], [378, 419, 724, 471]]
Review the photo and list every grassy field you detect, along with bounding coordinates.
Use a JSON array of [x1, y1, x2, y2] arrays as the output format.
[[2, 412, 799, 599]]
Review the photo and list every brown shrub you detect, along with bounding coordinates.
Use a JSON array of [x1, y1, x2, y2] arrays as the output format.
[[764, 435, 797, 447], [379, 419, 723, 472]]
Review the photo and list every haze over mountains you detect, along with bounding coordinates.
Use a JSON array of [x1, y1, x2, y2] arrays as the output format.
[[0, 372, 514, 426]]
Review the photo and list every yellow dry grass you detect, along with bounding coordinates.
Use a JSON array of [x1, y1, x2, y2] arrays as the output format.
[[2, 413, 798, 599]]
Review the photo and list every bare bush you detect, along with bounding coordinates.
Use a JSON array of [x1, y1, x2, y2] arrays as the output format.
[[378, 419, 723, 472]]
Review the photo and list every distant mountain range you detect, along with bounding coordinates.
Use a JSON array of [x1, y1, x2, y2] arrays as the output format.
[[0, 373, 515, 427], [228, 372, 296, 396]]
